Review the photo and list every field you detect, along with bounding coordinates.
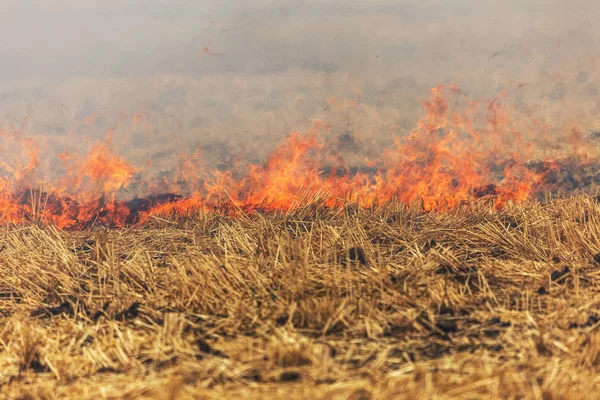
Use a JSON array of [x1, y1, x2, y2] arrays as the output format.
[[1, 196, 600, 399], [2, 1, 600, 399]]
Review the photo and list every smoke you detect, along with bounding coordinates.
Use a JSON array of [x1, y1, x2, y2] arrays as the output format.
[[0, 0, 599, 179]]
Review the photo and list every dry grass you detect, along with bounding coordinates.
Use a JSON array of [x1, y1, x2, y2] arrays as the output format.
[[2, 196, 600, 399]]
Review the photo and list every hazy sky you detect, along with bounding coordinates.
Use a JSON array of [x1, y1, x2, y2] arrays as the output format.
[[1, 0, 596, 79], [0, 0, 598, 171]]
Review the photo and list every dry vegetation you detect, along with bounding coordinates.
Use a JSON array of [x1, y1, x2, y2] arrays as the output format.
[[1, 196, 600, 398], [1, 2, 600, 399]]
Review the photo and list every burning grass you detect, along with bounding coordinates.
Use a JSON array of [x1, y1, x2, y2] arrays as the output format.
[[0, 84, 599, 398], [1, 83, 600, 231], [2, 196, 600, 398]]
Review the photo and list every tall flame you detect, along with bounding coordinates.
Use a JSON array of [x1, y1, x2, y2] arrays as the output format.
[[0, 84, 589, 229]]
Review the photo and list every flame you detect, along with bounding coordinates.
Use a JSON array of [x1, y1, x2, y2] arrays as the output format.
[[0, 84, 591, 229]]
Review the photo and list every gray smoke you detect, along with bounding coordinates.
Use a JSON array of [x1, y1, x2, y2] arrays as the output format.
[[0, 0, 598, 180]]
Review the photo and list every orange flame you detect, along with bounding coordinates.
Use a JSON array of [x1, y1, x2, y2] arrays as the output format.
[[0, 84, 589, 228]]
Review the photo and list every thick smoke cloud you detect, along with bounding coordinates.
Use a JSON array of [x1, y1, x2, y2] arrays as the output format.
[[0, 0, 598, 177]]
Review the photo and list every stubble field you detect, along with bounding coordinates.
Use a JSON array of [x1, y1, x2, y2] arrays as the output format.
[[2, 196, 600, 399]]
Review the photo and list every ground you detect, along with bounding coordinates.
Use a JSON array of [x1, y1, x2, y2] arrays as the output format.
[[2, 196, 600, 399]]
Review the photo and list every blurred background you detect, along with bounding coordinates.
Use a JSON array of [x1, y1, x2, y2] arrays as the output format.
[[0, 0, 598, 177]]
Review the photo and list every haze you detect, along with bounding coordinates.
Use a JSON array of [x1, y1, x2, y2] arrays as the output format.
[[0, 0, 598, 174]]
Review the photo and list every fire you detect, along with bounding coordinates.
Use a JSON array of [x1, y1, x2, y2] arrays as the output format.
[[373, 86, 544, 209], [78, 133, 136, 193], [0, 84, 592, 229]]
